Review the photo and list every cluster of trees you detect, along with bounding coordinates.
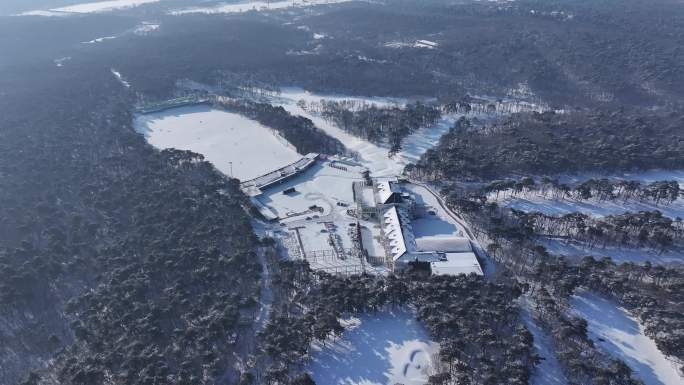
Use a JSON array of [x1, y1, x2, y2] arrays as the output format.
[[519, 210, 681, 252], [439, 188, 684, 376], [0, 65, 264, 384], [484, 177, 681, 205], [253, 259, 535, 385], [413, 275, 534, 385], [305, 100, 441, 154], [532, 287, 645, 385], [578, 257, 684, 363], [447, 188, 681, 254], [217, 99, 345, 156], [411, 109, 684, 180]]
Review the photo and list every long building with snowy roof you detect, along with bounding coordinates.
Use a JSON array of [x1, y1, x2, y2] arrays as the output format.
[[381, 206, 482, 275], [382, 206, 415, 262], [376, 180, 403, 205]]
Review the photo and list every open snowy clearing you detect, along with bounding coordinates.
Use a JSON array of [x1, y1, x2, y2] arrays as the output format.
[[170, 0, 355, 15], [403, 183, 465, 240], [309, 309, 439, 385], [571, 291, 682, 385], [134, 105, 301, 180], [539, 237, 683, 266], [494, 193, 684, 219], [269, 87, 549, 178], [20, 0, 161, 15], [269, 87, 462, 177]]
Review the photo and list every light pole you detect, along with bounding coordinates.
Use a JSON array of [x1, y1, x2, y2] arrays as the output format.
[[229, 162, 233, 178]]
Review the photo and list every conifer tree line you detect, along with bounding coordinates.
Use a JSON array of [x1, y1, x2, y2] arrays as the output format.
[[484, 177, 681, 205], [438, 187, 684, 378], [249, 257, 535, 385], [303, 100, 441, 154]]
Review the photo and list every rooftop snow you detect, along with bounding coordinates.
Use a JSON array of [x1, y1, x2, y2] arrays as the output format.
[[430, 252, 483, 276], [382, 207, 416, 261], [376, 180, 401, 205], [415, 236, 472, 253]]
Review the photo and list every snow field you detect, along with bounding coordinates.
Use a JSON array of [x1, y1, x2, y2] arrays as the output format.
[[570, 291, 682, 385], [134, 105, 302, 180], [20, 0, 161, 15], [170, 0, 356, 15], [538, 238, 683, 266], [403, 183, 465, 240], [309, 309, 439, 385], [270, 87, 546, 178], [269, 88, 414, 177]]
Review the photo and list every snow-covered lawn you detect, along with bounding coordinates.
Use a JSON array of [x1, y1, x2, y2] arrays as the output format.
[[494, 193, 684, 219], [134, 105, 302, 180], [403, 183, 465, 239], [20, 0, 161, 15], [538, 237, 683, 266], [570, 291, 682, 385], [309, 309, 439, 385], [170, 0, 356, 15]]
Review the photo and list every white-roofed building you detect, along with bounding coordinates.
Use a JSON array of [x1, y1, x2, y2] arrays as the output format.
[[430, 252, 483, 276], [415, 236, 472, 253], [376, 181, 402, 205], [376, 181, 484, 276], [382, 206, 415, 262]]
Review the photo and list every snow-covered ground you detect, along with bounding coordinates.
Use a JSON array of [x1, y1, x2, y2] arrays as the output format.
[[268, 87, 550, 178], [493, 193, 684, 219], [309, 309, 439, 385], [54, 57, 72, 67], [133, 22, 160, 35], [257, 161, 360, 219], [519, 299, 568, 385], [361, 223, 385, 258], [20, 0, 160, 15], [170, 0, 355, 15], [269, 87, 463, 177], [385, 40, 439, 49], [403, 183, 465, 239], [83, 35, 118, 44], [134, 105, 301, 180], [110, 69, 131, 88], [571, 291, 682, 385], [539, 238, 683, 265]]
